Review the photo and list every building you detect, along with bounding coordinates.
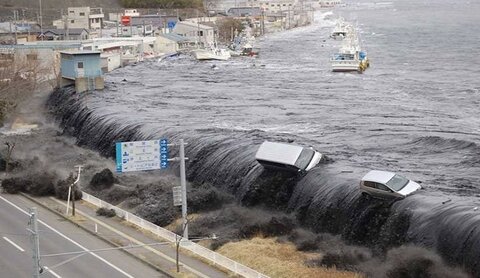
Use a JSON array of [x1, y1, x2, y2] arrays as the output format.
[[130, 15, 178, 32], [39, 29, 89, 41], [64, 7, 104, 30], [306, 0, 342, 9], [227, 7, 262, 17], [155, 33, 190, 54], [0, 43, 82, 84], [60, 50, 104, 93], [172, 21, 215, 46], [120, 24, 154, 37], [124, 9, 140, 17], [245, 0, 298, 13], [0, 22, 40, 44]]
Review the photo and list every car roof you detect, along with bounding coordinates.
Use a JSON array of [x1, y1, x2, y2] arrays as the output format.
[[255, 141, 303, 165], [361, 170, 396, 184]]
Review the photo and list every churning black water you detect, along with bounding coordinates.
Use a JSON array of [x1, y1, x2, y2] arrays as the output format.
[[48, 0, 480, 275]]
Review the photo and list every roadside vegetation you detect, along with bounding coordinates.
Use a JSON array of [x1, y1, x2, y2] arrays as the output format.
[[0, 54, 39, 126], [96, 207, 117, 217], [217, 18, 245, 43], [1, 171, 82, 200], [0, 50, 58, 127], [217, 237, 362, 278]]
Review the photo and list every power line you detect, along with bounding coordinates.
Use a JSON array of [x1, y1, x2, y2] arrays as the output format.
[[41, 240, 173, 258]]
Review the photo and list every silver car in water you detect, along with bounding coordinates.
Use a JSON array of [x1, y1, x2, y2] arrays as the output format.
[[360, 170, 421, 199], [255, 141, 323, 172]]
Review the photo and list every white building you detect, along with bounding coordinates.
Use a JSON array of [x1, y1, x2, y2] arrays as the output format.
[[124, 9, 140, 17], [172, 21, 215, 47], [155, 33, 190, 54], [245, 0, 298, 13], [305, 0, 342, 9], [63, 7, 104, 30]]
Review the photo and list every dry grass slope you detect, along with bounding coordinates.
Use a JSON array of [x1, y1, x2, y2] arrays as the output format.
[[217, 237, 364, 278]]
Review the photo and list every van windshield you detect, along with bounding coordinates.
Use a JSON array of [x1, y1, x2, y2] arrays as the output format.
[[294, 148, 315, 170]]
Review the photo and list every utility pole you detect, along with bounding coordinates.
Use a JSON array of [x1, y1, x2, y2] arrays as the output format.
[[261, 9, 265, 35], [29, 208, 42, 278], [13, 10, 18, 44], [179, 139, 188, 239], [39, 0, 43, 40], [170, 139, 189, 240], [175, 234, 181, 272]]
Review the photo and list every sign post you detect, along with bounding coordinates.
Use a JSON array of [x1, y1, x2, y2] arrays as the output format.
[[115, 138, 188, 240]]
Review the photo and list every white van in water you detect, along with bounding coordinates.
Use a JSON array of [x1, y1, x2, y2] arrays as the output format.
[[255, 141, 323, 172]]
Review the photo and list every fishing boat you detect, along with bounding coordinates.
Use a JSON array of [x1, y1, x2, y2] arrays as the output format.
[[330, 26, 370, 73], [191, 46, 231, 61], [229, 28, 259, 57], [330, 17, 351, 40]]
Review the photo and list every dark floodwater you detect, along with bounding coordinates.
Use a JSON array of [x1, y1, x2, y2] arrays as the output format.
[[91, 0, 480, 196], [49, 0, 480, 275]]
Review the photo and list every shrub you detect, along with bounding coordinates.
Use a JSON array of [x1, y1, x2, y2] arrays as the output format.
[[1, 177, 27, 193], [96, 207, 116, 218], [90, 168, 115, 190]]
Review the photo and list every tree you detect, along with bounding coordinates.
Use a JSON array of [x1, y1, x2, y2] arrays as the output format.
[[0, 50, 43, 126], [216, 18, 245, 43]]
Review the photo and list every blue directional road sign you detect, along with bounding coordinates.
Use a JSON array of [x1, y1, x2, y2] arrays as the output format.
[[116, 139, 169, 172], [160, 139, 169, 169]]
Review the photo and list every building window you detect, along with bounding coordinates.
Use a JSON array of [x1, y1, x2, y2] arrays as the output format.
[[26, 54, 38, 61], [77, 62, 84, 69], [69, 11, 74, 13], [80, 12, 85, 16], [197, 30, 203, 37], [71, 20, 75, 23]]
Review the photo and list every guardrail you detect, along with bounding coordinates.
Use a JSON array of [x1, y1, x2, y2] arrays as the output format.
[[82, 192, 269, 278]]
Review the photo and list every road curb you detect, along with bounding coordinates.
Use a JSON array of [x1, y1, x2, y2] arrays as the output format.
[[19, 193, 175, 278]]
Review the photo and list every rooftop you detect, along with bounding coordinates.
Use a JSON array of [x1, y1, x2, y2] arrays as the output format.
[[60, 50, 101, 55], [160, 33, 190, 42]]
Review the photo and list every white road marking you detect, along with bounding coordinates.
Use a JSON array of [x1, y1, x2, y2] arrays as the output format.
[[44, 266, 62, 278], [2, 236, 25, 252], [0, 195, 134, 278]]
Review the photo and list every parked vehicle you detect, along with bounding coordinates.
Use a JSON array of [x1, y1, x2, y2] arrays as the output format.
[[255, 141, 323, 172], [360, 170, 421, 199]]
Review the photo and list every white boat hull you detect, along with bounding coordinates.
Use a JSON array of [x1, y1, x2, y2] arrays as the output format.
[[192, 49, 231, 61], [331, 59, 369, 73]]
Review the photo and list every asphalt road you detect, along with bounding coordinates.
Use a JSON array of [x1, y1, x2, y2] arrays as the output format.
[[0, 193, 166, 278]]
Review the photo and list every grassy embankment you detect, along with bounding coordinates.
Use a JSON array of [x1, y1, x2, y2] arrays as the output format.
[[218, 237, 362, 278]]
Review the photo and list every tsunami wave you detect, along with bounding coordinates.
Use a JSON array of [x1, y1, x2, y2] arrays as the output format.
[[47, 87, 480, 276]]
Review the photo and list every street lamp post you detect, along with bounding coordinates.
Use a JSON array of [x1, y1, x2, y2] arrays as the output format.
[[66, 165, 83, 216]]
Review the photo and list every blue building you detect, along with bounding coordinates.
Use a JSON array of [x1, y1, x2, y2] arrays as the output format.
[[60, 51, 104, 92]]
